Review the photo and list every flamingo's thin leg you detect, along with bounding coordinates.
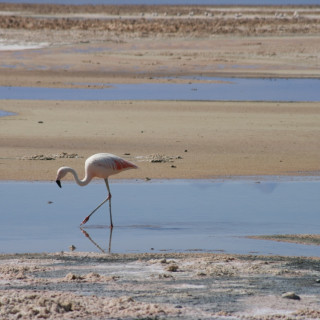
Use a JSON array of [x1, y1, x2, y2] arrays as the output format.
[[108, 227, 113, 253], [80, 196, 110, 226], [105, 178, 113, 229]]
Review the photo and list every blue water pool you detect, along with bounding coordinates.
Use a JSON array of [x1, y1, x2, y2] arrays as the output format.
[[0, 179, 319, 256], [0, 78, 319, 102]]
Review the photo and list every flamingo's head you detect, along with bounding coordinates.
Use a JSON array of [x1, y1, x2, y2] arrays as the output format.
[[55, 167, 69, 188]]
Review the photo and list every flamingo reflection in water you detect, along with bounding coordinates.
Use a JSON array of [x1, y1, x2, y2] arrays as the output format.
[[81, 227, 113, 253], [56, 153, 138, 228]]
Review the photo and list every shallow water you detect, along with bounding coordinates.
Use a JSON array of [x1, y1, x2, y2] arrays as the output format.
[[0, 110, 15, 117], [0, 179, 319, 256], [0, 78, 319, 102]]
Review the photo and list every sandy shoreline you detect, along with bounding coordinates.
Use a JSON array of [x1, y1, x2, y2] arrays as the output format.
[[1, 100, 320, 181], [1, 3, 320, 319]]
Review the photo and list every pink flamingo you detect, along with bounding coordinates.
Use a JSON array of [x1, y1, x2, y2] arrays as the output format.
[[55, 153, 138, 228]]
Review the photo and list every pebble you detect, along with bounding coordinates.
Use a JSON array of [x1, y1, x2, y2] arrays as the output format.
[[281, 292, 300, 300]]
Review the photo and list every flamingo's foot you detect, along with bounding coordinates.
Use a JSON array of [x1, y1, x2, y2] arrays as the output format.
[[80, 216, 90, 226]]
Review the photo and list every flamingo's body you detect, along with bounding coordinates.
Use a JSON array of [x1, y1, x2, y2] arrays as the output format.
[[56, 153, 138, 228]]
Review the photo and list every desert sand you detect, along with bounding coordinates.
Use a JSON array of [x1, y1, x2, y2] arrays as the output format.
[[1, 3, 320, 319]]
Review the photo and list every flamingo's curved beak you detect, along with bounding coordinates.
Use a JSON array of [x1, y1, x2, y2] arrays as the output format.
[[56, 180, 62, 188]]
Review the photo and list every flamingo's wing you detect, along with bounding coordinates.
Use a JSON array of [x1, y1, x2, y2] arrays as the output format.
[[90, 153, 137, 177], [113, 158, 138, 171]]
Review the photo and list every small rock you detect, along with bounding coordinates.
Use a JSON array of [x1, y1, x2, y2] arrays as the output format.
[[38, 121, 44, 124], [145, 177, 151, 181], [167, 264, 179, 272], [282, 292, 300, 300], [316, 279, 320, 283], [159, 273, 173, 279], [171, 165, 176, 168], [64, 273, 83, 281]]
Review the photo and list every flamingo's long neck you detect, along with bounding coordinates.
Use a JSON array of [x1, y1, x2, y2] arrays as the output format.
[[66, 167, 92, 186]]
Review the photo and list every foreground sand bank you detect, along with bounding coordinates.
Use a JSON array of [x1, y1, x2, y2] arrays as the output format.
[[1, 252, 320, 319], [1, 100, 320, 181]]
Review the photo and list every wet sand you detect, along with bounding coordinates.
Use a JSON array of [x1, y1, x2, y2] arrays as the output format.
[[1, 3, 320, 319]]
